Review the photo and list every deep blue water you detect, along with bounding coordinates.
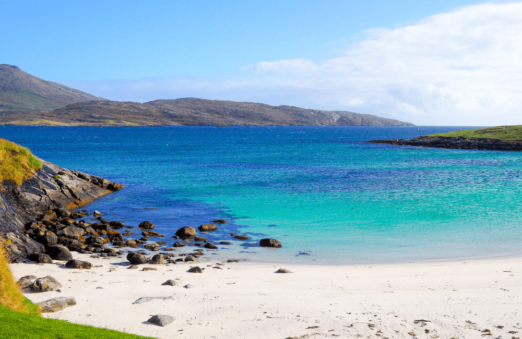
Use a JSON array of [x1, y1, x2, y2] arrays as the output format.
[[3, 126, 522, 264]]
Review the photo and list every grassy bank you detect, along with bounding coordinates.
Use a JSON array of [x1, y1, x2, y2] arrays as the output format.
[[0, 138, 42, 185], [426, 125, 522, 142]]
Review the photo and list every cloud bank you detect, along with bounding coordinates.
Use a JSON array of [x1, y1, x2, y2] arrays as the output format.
[[61, 3, 522, 125]]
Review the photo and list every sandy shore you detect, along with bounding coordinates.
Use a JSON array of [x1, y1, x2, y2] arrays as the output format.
[[9, 253, 522, 339]]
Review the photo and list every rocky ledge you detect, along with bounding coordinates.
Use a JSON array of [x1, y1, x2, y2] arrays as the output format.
[[368, 136, 522, 151], [0, 158, 123, 262]]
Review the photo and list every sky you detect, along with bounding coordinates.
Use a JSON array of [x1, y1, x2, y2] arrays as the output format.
[[1, 0, 521, 125]]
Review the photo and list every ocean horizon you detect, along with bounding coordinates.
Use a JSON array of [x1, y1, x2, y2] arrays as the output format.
[[3, 125, 522, 265]]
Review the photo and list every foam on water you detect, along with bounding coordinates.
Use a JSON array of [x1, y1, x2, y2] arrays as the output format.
[[3, 126, 522, 264]]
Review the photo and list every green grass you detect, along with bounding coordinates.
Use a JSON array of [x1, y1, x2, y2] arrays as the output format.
[[0, 305, 155, 339], [0, 139, 42, 185], [426, 125, 522, 142], [0, 90, 64, 112]]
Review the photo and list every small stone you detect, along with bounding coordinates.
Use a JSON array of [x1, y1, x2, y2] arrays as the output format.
[[29, 253, 53, 264], [127, 252, 148, 265], [227, 259, 240, 263], [211, 219, 228, 224], [204, 243, 218, 249], [147, 314, 175, 327], [231, 233, 249, 240], [96, 287, 103, 289], [65, 260, 93, 270], [93, 210, 102, 216], [260, 238, 282, 248], [173, 241, 186, 247], [162, 279, 177, 286], [127, 265, 139, 269], [37, 297, 76, 313], [184, 284, 195, 289], [139, 221, 155, 230], [219, 241, 231, 245], [187, 266, 203, 273], [198, 224, 218, 232], [275, 268, 292, 273], [142, 267, 157, 271], [150, 254, 165, 264]]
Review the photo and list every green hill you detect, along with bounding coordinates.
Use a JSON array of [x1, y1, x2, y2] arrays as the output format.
[[426, 125, 522, 142]]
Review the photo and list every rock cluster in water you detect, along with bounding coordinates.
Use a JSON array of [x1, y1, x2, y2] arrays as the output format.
[[368, 136, 522, 151]]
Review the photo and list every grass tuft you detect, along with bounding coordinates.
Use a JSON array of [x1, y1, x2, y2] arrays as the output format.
[[0, 138, 42, 185]]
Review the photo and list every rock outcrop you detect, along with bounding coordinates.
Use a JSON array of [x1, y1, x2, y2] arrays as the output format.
[[0, 157, 123, 263], [368, 136, 522, 152]]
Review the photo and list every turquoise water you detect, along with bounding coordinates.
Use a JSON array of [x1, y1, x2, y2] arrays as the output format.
[[3, 126, 522, 264]]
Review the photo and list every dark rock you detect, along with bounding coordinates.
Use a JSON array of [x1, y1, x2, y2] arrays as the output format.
[[204, 243, 217, 249], [162, 279, 177, 286], [187, 266, 203, 273], [65, 259, 92, 269], [31, 276, 62, 292], [29, 253, 53, 264], [87, 236, 107, 247], [68, 243, 86, 252], [91, 223, 109, 231], [198, 224, 218, 232], [57, 226, 85, 239], [127, 252, 147, 265], [184, 284, 195, 289], [142, 231, 164, 238], [36, 231, 58, 246], [37, 296, 76, 313], [127, 265, 139, 269], [184, 256, 196, 262], [125, 240, 137, 247], [144, 243, 160, 251], [211, 219, 228, 224], [54, 208, 70, 218], [275, 268, 292, 273], [150, 254, 164, 264], [175, 226, 196, 237], [139, 221, 155, 230], [17, 275, 37, 290], [109, 221, 125, 229], [231, 233, 249, 240], [194, 236, 207, 242], [45, 245, 73, 261], [147, 314, 174, 327], [142, 267, 157, 271], [260, 238, 282, 248], [173, 241, 186, 247], [219, 241, 231, 245]]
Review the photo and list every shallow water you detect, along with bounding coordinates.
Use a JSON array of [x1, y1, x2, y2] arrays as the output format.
[[3, 126, 522, 264]]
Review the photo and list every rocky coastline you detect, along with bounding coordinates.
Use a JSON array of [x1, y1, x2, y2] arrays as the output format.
[[368, 136, 522, 151]]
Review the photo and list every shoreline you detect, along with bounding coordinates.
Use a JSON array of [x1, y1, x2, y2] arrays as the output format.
[[10, 253, 522, 339]]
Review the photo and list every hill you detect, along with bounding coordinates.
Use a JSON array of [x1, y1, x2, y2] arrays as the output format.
[[424, 125, 522, 142], [0, 64, 102, 113], [0, 98, 415, 127]]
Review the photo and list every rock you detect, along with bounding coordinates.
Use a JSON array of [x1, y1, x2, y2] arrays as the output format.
[[29, 253, 53, 264], [219, 241, 231, 245], [260, 238, 282, 248], [36, 231, 58, 246], [45, 245, 73, 261], [17, 275, 37, 290], [204, 243, 217, 249], [227, 259, 241, 263], [37, 296, 76, 313], [161, 279, 177, 286], [150, 254, 165, 264], [187, 266, 203, 273], [139, 221, 155, 230], [39, 210, 57, 221], [106, 182, 124, 191], [184, 256, 196, 263], [125, 240, 137, 247], [144, 243, 160, 251], [54, 208, 70, 218], [65, 259, 92, 269], [142, 267, 157, 271], [198, 224, 218, 232], [275, 268, 292, 273], [142, 231, 164, 238], [109, 221, 125, 229], [127, 252, 148, 265], [87, 236, 107, 247], [31, 276, 62, 292], [184, 284, 195, 289], [132, 296, 174, 304], [57, 226, 86, 239], [147, 314, 174, 327], [211, 219, 228, 224], [127, 265, 139, 269], [231, 233, 249, 240], [173, 241, 186, 247], [175, 226, 196, 237], [93, 210, 102, 216]]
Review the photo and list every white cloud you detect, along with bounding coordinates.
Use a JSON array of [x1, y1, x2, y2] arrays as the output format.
[[61, 2, 522, 125]]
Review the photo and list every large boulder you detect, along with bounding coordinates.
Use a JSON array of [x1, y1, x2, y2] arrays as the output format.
[[187, 266, 203, 273], [31, 276, 62, 292], [65, 259, 92, 269], [17, 275, 37, 290], [29, 253, 53, 264], [150, 254, 164, 265], [139, 221, 155, 230], [54, 208, 70, 218], [127, 252, 148, 265], [175, 226, 196, 237], [109, 221, 126, 229], [87, 236, 107, 247], [204, 243, 217, 249], [45, 245, 73, 261], [57, 226, 85, 239], [36, 231, 58, 246], [260, 238, 282, 248], [198, 224, 218, 232], [37, 297, 76, 313]]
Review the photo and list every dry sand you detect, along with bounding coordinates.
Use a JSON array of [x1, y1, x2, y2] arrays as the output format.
[[10, 253, 522, 339]]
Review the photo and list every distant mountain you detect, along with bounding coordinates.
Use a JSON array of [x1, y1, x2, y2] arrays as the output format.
[[0, 65, 414, 126], [0, 64, 103, 113]]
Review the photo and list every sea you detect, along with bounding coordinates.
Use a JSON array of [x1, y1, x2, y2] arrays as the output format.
[[3, 126, 522, 265]]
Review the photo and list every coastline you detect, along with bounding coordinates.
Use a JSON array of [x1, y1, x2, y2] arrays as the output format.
[[10, 253, 522, 339]]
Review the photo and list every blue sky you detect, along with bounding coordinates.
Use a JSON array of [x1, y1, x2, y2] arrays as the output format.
[[1, 0, 521, 125]]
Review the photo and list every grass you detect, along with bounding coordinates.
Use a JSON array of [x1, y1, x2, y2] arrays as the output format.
[[0, 90, 64, 112], [3, 120, 140, 126], [425, 125, 522, 143], [0, 240, 155, 339], [0, 138, 42, 185]]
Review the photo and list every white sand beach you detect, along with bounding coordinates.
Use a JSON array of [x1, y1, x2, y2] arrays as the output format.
[[9, 253, 522, 339]]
